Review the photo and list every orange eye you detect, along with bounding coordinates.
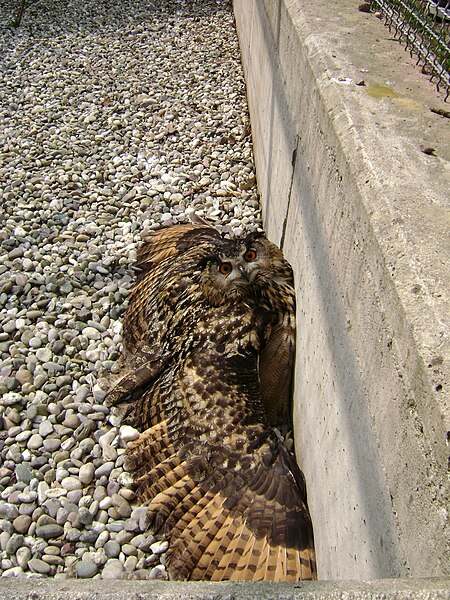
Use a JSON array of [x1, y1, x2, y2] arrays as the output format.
[[219, 262, 232, 276], [244, 248, 257, 262]]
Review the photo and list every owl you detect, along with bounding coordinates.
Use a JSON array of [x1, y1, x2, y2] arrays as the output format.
[[108, 222, 295, 427], [106, 222, 316, 581]]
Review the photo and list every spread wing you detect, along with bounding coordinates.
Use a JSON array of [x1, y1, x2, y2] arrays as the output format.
[[122, 223, 223, 357], [123, 313, 316, 582], [125, 417, 316, 582], [105, 223, 223, 407]]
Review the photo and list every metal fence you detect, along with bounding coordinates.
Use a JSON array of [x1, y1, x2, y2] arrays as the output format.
[[369, 0, 449, 99]]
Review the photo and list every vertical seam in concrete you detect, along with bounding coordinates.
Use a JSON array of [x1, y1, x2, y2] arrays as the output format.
[[280, 134, 299, 251]]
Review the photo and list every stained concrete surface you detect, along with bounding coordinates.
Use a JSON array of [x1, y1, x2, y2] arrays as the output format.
[[233, 0, 449, 582], [0, 578, 449, 599]]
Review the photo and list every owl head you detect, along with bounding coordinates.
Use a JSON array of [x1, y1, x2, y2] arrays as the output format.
[[197, 232, 293, 307]]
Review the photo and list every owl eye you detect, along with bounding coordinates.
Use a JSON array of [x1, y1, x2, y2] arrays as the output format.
[[243, 248, 257, 262], [218, 262, 233, 276]]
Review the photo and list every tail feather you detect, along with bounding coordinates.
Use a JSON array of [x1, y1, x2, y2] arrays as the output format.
[[213, 519, 253, 580], [124, 421, 172, 472], [229, 529, 259, 580], [134, 462, 191, 504], [168, 493, 228, 580], [146, 475, 198, 531], [105, 360, 161, 408], [162, 484, 204, 533], [200, 512, 239, 580]]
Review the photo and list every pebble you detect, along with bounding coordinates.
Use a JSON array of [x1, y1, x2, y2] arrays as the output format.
[[61, 477, 82, 492], [16, 546, 32, 570], [0, 504, 19, 520], [79, 463, 95, 485], [102, 559, 124, 580], [13, 514, 32, 534], [27, 434, 44, 450], [5, 534, 24, 555], [119, 425, 140, 443], [35, 524, 64, 540], [104, 540, 121, 559], [0, 0, 261, 581], [75, 559, 98, 579], [29, 558, 53, 575]]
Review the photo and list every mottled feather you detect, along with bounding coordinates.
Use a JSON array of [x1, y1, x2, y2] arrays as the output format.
[[106, 223, 316, 581]]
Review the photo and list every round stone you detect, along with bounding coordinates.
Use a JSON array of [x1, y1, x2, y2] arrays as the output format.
[[83, 327, 101, 340], [29, 557, 53, 575], [13, 514, 32, 534], [119, 425, 140, 443], [0, 503, 19, 520], [62, 414, 81, 429], [104, 540, 121, 559], [94, 462, 114, 478], [150, 540, 169, 554], [27, 433, 44, 450], [39, 420, 54, 437], [79, 463, 95, 485], [75, 558, 98, 578], [102, 559, 124, 580], [43, 438, 61, 452], [148, 565, 167, 580], [111, 493, 131, 519], [15, 464, 34, 484], [61, 476, 82, 492], [35, 348, 52, 363], [5, 533, 24, 555], [16, 546, 32, 570], [78, 506, 94, 526]]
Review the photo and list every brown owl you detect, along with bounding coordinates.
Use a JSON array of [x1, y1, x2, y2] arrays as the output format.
[[106, 223, 316, 581]]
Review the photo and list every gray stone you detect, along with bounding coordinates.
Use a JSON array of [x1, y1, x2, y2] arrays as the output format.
[[0, 503, 19, 520], [119, 425, 140, 443], [61, 476, 82, 492], [43, 438, 61, 452], [16, 546, 32, 570], [35, 523, 64, 540], [94, 462, 115, 478], [75, 558, 98, 578], [78, 506, 94, 526], [79, 463, 95, 485], [149, 540, 169, 555], [104, 540, 121, 559], [101, 558, 124, 580], [28, 557, 53, 575], [0, 531, 11, 551], [35, 348, 52, 363], [27, 433, 44, 450], [5, 533, 24, 555], [110, 494, 131, 519], [39, 420, 54, 437], [15, 464, 34, 484]]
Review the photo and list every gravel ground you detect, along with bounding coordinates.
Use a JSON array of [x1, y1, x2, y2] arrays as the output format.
[[0, 0, 261, 579]]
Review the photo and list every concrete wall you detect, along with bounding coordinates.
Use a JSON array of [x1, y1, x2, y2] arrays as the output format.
[[233, 0, 449, 581]]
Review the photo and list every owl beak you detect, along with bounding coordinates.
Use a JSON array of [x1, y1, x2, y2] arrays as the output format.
[[238, 265, 250, 281]]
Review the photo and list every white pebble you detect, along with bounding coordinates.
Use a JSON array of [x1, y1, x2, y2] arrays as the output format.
[[119, 425, 140, 443]]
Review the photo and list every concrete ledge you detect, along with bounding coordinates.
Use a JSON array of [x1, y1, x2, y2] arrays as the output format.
[[0, 578, 449, 599], [233, 0, 449, 581]]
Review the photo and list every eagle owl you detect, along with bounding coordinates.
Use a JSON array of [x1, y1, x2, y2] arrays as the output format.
[[106, 222, 316, 581]]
